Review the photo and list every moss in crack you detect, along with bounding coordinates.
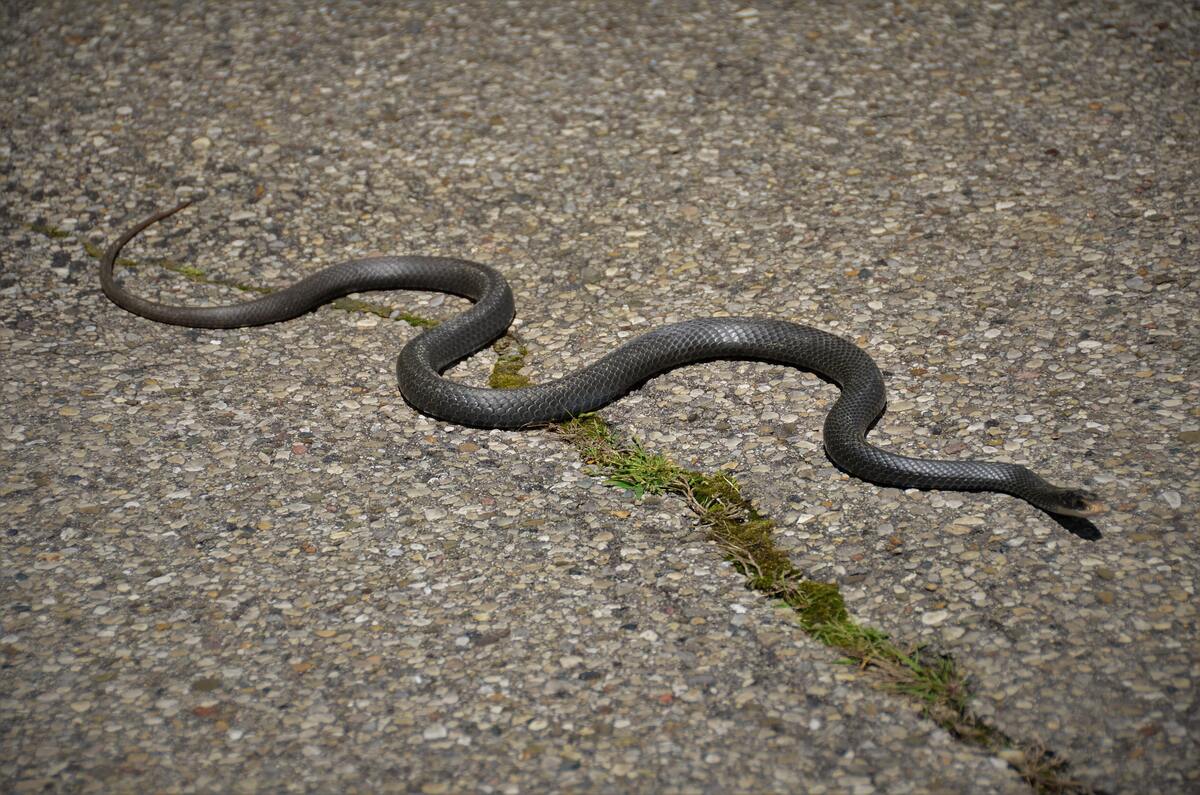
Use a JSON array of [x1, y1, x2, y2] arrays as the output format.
[[27, 222, 71, 239], [81, 238, 140, 271], [557, 414, 1096, 795], [160, 260, 208, 281], [488, 335, 530, 389], [331, 296, 438, 327]]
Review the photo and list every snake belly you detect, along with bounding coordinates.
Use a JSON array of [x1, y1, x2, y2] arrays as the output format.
[[99, 202, 1104, 518]]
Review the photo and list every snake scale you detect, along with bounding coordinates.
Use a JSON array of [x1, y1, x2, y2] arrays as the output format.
[[100, 201, 1105, 518]]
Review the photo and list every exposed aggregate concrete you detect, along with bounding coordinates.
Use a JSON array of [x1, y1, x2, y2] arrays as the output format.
[[1, 1, 1197, 793]]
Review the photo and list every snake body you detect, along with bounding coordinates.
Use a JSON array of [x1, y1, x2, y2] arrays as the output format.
[[100, 202, 1104, 518]]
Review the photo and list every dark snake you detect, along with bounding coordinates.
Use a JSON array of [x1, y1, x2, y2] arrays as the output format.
[[100, 201, 1105, 518]]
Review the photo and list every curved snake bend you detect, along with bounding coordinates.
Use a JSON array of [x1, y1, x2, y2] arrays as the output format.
[[99, 201, 1105, 518]]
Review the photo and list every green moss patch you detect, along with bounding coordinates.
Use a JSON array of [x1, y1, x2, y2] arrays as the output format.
[[330, 296, 438, 327], [557, 414, 1094, 795], [27, 221, 71, 239], [488, 335, 530, 389]]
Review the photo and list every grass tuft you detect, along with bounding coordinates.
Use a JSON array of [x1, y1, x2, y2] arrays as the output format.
[[557, 414, 1096, 795]]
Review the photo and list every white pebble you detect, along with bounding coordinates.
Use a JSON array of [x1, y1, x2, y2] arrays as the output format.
[[921, 609, 949, 626]]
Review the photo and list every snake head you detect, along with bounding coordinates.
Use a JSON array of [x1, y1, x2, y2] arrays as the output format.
[[1045, 487, 1107, 518]]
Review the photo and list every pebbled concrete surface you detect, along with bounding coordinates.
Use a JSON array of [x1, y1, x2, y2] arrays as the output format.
[[1, 1, 1197, 793]]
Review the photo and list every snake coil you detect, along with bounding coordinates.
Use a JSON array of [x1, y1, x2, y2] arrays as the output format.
[[100, 201, 1105, 518]]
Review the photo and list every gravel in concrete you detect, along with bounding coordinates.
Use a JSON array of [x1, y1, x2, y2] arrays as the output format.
[[1, 1, 1197, 793]]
